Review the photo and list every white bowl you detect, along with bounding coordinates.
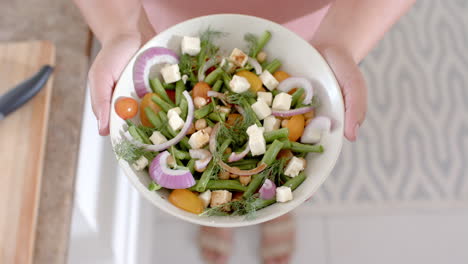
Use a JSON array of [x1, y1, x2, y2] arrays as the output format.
[[110, 14, 344, 227]]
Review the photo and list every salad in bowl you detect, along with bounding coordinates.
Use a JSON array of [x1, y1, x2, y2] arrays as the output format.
[[110, 14, 343, 227]]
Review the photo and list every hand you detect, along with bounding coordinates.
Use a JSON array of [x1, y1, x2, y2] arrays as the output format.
[[88, 34, 143, 135], [315, 45, 367, 141]]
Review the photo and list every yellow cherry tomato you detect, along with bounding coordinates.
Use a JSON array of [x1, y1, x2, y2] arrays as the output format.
[[236, 70, 263, 92], [285, 114, 305, 142], [168, 189, 204, 214], [140, 93, 161, 127]]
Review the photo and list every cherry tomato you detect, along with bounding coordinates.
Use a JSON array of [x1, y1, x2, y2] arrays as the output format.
[[226, 113, 243, 126], [192, 82, 211, 100], [273, 71, 291, 82], [115, 97, 138, 120], [277, 149, 294, 160], [166, 90, 176, 103], [285, 114, 305, 142], [168, 189, 204, 214], [140, 93, 161, 127], [236, 70, 263, 92]]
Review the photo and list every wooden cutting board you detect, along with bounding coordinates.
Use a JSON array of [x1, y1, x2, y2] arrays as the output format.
[[0, 41, 55, 264]]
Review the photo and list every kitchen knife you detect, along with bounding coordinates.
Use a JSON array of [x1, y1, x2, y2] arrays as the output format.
[[0, 65, 53, 120]]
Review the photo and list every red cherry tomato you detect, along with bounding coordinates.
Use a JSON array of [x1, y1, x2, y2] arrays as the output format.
[[166, 90, 176, 103], [115, 97, 138, 120]]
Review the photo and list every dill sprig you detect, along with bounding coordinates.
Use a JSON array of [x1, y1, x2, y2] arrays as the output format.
[[226, 92, 258, 126], [244, 33, 259, 57], [200, 195, 259, 219], [263, 158, 288, 186], [114, 139, 158, 163], [178, 54, 198, 85], [198, 28, 226, 67]]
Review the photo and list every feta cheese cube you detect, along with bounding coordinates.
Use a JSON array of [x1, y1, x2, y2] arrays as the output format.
[[160, 64, 181, 84], [181, 36, 201, 56], [132, 156, 148, 171], [199, 190, 212, 208], [150, 131, 167, 145], [272, 92, 292, 111], [167, 107, 182, 119], [251, 100, 272, 120], [169, 114, 184, 131], [230, 75, 251, 93], [229, 48, 248, 67], [259, 70, 279, 91], [188, 130, 210, 149], [247, 124, 266, 156], [284, 156, 305, 177], [257, 91, 273, 106], [276, 186, 293, 202], [210, 190, 232, 208], [263, 115, 281, 132]]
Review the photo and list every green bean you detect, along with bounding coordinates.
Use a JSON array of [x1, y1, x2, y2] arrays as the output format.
[[227, 158, 259, 167], [150, 78, 173, 104], [193, 161, 216, 192], [187, 159, 195, 174], [264, 59, 281, 73], [179, 98, 188, 119], [179, 137, 191, 150], [264, 128, 289, 143], [206, 118, 215, 127], [271, 90, 280, 96], [261, 140, 283, 165], [223, 72, 232, 91], [208, 112, 226, 122], [283, 172, 306, 190], [157, 111, 168, 123], [212, 79, 223, 92], [252, 31, 271, 58], [144, 107, 162, 128], [281, 140, 324, 153], [247, 97, 256, 105], [218, 138, 232, 156], [243, 174, 265, 198], [152, 95, 173, 112], [291, 88, 305, 107], [204, 67, 224, 86], [175, 80, 185, 105], [252, 197, 276, 210], [169, 147, 190, 160], [194, 103, 214, 119], [128, 126, 144, 142], [162, 82, 175, 90], [190, 180, 247, 192]]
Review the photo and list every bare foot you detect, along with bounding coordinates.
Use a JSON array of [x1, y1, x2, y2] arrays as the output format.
[[261, 213, 296, 264], [198, 226, 233, 264]]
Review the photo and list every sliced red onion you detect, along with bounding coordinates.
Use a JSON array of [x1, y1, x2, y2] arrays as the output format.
[[259, 179, 276, 200], [277, 77, 314, 104], [301, 116, 331, 144], [149, 151, 195, 189], [234, 105, 245, 115], [133, 47, 179, 98], [209, 123, 267, 176], [227, 145, 250, 162], [271, 106, 315, 118], [124, 91, 194, 151], [189, 149, 213, 171], [248, 57, 262, 75], [207, 91, 229, 106], [198, 57, 220, 82]]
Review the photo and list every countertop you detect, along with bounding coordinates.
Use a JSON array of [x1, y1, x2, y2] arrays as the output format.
[[0, 1, 90, 263]]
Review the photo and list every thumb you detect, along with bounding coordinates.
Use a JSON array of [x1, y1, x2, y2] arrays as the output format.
[[88, 38, 141, 136], [317, 46, 367, 141]]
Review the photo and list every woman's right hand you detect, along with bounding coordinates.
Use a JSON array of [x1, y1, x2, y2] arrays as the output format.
[[88, 34, 143, 135]]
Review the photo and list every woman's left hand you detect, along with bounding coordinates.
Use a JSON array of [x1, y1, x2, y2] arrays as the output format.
[[316, 45, 367, 141]]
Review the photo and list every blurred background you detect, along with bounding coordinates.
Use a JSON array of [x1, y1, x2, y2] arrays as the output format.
[[0, 1, 467, 264]]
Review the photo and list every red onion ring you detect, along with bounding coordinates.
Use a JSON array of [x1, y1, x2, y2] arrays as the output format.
[[248, 57, 262, 75], [271, 106, 315, 117], [133, 47, 179, 98], [209, 123, 267, 176], [189, 149, 213, 171], [149, 151, 195, 189], [124, 91, 194, 151], [277, 77, 314, 104], [259, 179, 276, 200], [227, 145, 250, 162]]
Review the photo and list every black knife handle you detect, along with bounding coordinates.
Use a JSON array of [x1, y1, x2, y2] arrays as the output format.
[[0, 65, 53, 119]]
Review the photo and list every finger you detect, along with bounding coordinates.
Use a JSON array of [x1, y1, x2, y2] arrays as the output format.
[[318, 46, 367, 141], [88, 55, 115, 136]]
